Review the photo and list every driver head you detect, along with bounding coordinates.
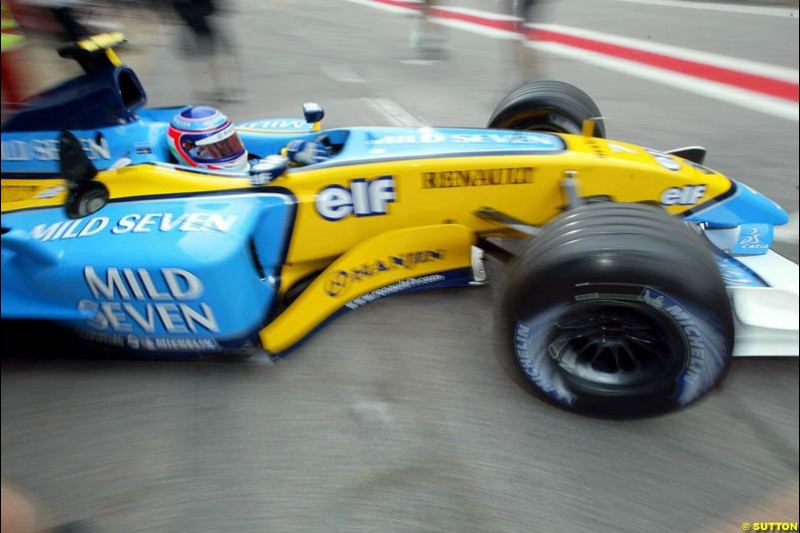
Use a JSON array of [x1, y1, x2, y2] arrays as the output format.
[[167, 106, 248, 173]]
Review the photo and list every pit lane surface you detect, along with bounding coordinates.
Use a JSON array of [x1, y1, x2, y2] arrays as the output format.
[[2, 0, 798, 531]]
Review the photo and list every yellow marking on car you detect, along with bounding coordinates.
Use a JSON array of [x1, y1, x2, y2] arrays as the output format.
[[260, 224, 474, 354]]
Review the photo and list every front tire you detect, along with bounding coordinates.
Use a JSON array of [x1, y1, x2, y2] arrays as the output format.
[[503, 203, 733, 417]]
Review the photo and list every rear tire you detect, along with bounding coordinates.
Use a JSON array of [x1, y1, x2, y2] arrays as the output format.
[[503, 203, 733, 417], [488, 80, 606, 138]]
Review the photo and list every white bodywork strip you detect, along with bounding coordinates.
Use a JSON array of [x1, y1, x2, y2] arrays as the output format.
[[731, 251, 799, 356]]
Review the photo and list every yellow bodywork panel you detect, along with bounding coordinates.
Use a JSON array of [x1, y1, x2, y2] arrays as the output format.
[[2, 178, 67, 208], [266, 138, 732, 265], [75, 32, 127, 53], [260, 224, 474, 354], [2, 165, 251, 212]]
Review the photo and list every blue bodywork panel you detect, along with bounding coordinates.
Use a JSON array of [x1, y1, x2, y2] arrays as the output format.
[[2, 66, 147, 132], [685, 180, 788, 257], [686, 181, 789, 228], [713, 252, 768, 287], [328, 127, 565, 162], [1, 119, 173, 175], [1, 193, 294, 353]]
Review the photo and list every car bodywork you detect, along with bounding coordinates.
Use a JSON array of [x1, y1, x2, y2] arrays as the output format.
[[1, 35, 797, 359]]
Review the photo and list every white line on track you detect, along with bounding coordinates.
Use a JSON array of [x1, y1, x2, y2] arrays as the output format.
[[349, 0, 799, 120], [399, 58, 445, 65], [321, 65, 366, 83], [438, 6, 519, 21], [342, 0, 415, 14], [362, 97, 429, 127], [346, 1, 798, 82], [531, 41, 799, 122], [535, 23, 799, 83], [613, 0, 800, 17], [433, 18, 518, 39]]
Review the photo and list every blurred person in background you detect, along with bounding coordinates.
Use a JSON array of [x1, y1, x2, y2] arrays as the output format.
[[4, 0, 131, 111], [410, 0, 447, 60], [43, 0, 89, 41], [170, 0, 242, 102], [511, 0, 542, 81], [1, 0, 28, 109], [14, 0, 90, 41]]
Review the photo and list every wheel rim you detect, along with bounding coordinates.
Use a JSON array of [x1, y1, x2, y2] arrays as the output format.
[[77, 189, 108, 217], [84, 195, 105, 213], [522, 124, 566, 133], [498, 111, 583, 135], [542, 300, 683, 394]]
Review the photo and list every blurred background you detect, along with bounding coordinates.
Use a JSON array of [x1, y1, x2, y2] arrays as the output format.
[[1, 0, 798, 531]]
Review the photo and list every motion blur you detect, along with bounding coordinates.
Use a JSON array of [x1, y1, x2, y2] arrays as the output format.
[[1, 0, 797, 532]]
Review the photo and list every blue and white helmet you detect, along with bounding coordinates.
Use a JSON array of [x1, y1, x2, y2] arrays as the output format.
[[167, 106, 248, 173]]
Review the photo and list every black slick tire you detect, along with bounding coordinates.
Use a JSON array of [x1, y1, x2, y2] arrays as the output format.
[[503, 203, 733, 417], [488, 80, 606, 138]]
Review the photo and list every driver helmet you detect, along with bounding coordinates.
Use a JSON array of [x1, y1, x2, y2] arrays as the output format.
[[167, 106, 248, 172]]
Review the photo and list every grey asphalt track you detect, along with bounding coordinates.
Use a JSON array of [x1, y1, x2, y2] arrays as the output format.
[[2, 1, 798, 531]]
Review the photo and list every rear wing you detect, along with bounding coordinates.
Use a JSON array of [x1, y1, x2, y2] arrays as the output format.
[[57, 32, 127, 72], [2, 32, 145, 132]]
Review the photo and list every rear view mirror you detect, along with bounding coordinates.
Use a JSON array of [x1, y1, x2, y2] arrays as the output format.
[[60, 130, 97, 184], [60, 131, 108, 218]]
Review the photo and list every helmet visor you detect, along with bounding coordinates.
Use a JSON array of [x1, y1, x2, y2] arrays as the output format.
[[181, 126, 246, 163]]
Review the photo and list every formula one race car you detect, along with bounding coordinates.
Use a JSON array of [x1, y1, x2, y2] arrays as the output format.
[[2, 34, 798, 416]]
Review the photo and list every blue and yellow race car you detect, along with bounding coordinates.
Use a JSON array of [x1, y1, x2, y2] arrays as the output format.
[[2, 34, 797, 416]]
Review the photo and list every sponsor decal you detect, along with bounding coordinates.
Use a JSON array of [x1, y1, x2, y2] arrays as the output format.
[[126, 335, 220, 352], [316, 175, 395, 221], [78, 267, 219, 335], [659, 184, 707, 206], [640, 287, 726, 405], [365, 131, 562, 148], [688, 161, 715, 175], [75, 329, 220, 352], [642, 287, 705, 361], [733, 223, 772, 255], [421, 167, 534, 189], [714, 254, 767, 287], [238, 119, 308, 130], [324, 249, 446, 297], [1, 137, 111, 161], [29, 212, 237, 242], [645, 148, 681, 171], [608, 143, 638, 155], [514, 319, 577, 406], [134, 142, 153, 155], [344, 274, 447, 310], [74, 329, 128, 348]]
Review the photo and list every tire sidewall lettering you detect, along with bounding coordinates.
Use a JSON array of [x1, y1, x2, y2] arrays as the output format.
[[513, 286, 727, 410]]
